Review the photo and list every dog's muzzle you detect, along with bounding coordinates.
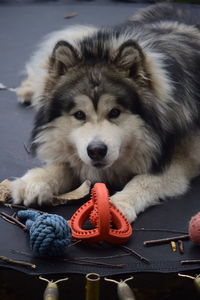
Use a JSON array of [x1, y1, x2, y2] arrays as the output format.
[[87, 142, 107, 167]]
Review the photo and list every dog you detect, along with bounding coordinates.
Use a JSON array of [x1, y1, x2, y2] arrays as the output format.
[[11, 3, 200, 222]]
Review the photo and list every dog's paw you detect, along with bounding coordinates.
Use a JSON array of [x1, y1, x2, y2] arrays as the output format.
[[16, 86, 33, 105], [110, 193, 137, 223], [10, 177, 53, 206]]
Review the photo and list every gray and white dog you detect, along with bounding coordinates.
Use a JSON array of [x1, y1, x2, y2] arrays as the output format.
[[11, 3, 200, 222]]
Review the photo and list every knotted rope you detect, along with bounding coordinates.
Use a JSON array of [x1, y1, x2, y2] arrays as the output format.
[[17, 210, 71, 256]]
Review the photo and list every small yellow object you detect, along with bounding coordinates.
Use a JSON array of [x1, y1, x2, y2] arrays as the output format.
[[85, 273, 100, 300], [170, 241, 176, 252]]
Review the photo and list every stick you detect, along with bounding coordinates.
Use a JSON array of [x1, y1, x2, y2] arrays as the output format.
[[119, 245, 150, 264], [64, 258, 125, 269], [0, 212, 28, 232], [67, 240, 82, 248], [1, 215, 15, 224], [0, 255, 36, 269], [134, 228, 188, 234], [79, 253, 130, 260], [143, 234, 190, 246], [64, 12, 78, 19]]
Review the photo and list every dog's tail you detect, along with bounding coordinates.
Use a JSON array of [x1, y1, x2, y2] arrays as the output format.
[[129, 3, 200, 27]]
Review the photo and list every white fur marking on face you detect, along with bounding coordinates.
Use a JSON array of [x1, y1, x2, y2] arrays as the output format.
[[69, 94, 123, 168], [34, 90, 159, 177], [71, 120, 121, 168]]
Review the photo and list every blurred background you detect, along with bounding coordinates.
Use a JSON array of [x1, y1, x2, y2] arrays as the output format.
[[0, 0, 199, 5]]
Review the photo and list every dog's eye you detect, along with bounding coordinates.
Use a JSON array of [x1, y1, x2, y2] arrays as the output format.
[[73, 111, 86, 121], [108, 108, 121, 119]]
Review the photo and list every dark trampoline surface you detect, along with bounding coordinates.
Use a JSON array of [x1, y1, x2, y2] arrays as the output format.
[[0, 1, 200, 276]]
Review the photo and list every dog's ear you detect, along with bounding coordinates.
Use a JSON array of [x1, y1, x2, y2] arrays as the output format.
[[50, 41, 80, 75], [114, 40, 145, 78]]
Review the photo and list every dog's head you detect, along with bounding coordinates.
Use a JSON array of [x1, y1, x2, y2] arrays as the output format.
[[31, 35, 173, 175]]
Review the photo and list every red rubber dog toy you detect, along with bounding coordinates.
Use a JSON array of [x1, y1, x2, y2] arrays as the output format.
[[69, 183, 132, 243]]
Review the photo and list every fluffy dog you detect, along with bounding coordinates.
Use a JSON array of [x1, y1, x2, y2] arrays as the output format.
[[11, 3, 200, 222]]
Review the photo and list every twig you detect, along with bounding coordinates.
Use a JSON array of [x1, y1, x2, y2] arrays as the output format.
[[0, 255, 36, 269], [12, 251, 122, 270], [4, 212, 16, 223], [1, 215, 15, 224], [119, 245, 150, 264], [64, 258, 125, 269], [12, 212, 17, 218], [143, 234, 190, 246], [68, 240, 82, 248], [12, 249, 129, 262], [12, 249, 121, 271], [134, 228, 188, 235], [181, 260, 200, 265], [64, 12, 78, 19], [0, 212, 28, 232], [78, 253, 130, 260]]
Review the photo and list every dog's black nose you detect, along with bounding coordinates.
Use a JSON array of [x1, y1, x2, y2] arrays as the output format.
[[87, 142, 107, 161]]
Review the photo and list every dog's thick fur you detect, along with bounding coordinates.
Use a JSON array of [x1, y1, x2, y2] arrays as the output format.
[[11, 3, 200, 222]]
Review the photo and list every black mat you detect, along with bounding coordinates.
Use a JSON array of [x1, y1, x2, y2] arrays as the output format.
[[0, 2, 200, 277]]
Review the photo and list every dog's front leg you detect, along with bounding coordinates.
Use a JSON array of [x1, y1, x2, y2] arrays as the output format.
[[110, 154, 199, 223], [10, 163, 74, 206]]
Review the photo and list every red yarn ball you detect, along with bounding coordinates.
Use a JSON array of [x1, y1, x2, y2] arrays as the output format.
[[189, 212, 200, 245]]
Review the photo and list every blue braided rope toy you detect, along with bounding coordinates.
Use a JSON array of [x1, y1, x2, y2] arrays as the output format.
[[17, 210, 72, 256]]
